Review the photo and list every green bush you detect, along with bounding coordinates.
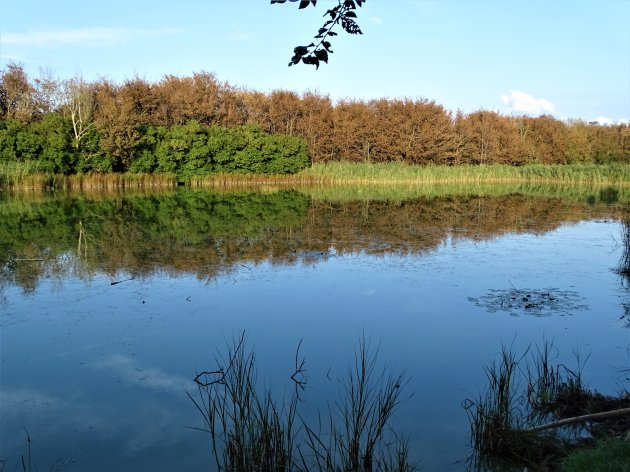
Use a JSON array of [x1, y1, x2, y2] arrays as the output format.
[[151, 121, 309, 180], [0, 117, 310, 178]]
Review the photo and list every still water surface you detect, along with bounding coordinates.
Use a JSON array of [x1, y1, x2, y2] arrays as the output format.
[[1, 186, 628, 471]]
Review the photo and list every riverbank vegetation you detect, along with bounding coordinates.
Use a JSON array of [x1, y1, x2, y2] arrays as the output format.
[[1, 64, 628, 189], [465, 341, 630, 470], [3, 161, 630, 191]]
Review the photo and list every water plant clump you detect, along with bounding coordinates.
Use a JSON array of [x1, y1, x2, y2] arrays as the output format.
[[188, 333, 415, 472], [468, 286, 589, 317], [464, 340, 630, 470], [463, 345, 569, 469]]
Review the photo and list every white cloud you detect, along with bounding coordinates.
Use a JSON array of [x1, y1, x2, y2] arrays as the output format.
[[501, 90, 555, 116], [1, 27, 183, 47], [371, 16, 384, 24], [592, 116, 630, 126], [593, 116, 614, 125]]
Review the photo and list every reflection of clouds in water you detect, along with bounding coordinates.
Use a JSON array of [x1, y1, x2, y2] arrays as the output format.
[[2, 387, 196, 457], [1, 389, 61, 417], [123, 403, 186, 452], [96, 354, 188, 395]]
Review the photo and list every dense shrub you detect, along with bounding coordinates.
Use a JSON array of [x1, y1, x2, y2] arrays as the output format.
[[0, 117, 309, 180]]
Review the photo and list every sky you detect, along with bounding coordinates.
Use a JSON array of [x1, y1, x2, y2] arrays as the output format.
[[1, 0, 629, 123]]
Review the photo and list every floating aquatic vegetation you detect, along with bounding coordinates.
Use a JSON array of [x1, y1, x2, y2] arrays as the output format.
[[469, 286, 588, 316]]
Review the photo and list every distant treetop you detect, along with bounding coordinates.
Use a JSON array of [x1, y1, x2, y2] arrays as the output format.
[[271, 0, 365, 68]]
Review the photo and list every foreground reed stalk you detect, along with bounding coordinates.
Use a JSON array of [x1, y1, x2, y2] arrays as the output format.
[[188, 333, 415, 472]]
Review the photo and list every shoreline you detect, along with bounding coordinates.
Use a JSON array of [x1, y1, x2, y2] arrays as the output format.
[[1, 162, 629, 191]]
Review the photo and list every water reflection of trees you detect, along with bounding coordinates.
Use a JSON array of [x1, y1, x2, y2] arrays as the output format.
[[0, 189, 627, 292]]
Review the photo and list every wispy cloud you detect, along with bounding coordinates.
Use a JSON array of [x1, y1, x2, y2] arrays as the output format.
[[223, 29, 257, 43], [96, 354, 188, 394], [501, 90, 555, 116], [0, 389, 61, 417], [370, 16, 384, 24], [1, 27, 184, 47]]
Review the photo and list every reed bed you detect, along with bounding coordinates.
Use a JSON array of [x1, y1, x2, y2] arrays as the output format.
[[193, 163, 630, 187], [299, 162, 630, 186], [0, 166, 178, 190], [5, 162, 629, 191]]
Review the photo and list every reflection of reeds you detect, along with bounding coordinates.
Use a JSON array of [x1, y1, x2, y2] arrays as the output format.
[[188, 333, 414, 472]]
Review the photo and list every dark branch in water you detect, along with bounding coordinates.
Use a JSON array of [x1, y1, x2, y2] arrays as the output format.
[[110, 277, 135, 286], [528, 407, 630, 432]]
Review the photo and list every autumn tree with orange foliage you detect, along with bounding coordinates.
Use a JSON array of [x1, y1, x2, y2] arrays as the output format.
[[1, 63, 628, 174]]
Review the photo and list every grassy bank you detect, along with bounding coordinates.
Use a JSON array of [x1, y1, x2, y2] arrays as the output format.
[[298, 162, 630, 185], [2, 162, 630, 191]]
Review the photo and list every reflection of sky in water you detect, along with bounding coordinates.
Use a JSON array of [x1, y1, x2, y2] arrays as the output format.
[[1, 220, 628, 471]]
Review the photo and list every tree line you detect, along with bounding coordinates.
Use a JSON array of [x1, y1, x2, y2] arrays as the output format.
[[1, 63, 628, 178]]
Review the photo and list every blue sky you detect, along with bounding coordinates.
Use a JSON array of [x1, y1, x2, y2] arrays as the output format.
[[1, 0, 628, 123]]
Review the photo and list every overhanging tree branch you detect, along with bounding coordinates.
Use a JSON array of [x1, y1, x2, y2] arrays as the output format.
[[271, 0, 365, 68]]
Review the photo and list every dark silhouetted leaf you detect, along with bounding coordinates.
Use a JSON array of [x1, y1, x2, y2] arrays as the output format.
[[315, 49, 329, 63]]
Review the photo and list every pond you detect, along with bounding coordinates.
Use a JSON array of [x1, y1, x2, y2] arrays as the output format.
[[1, 185, 629, 471]]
